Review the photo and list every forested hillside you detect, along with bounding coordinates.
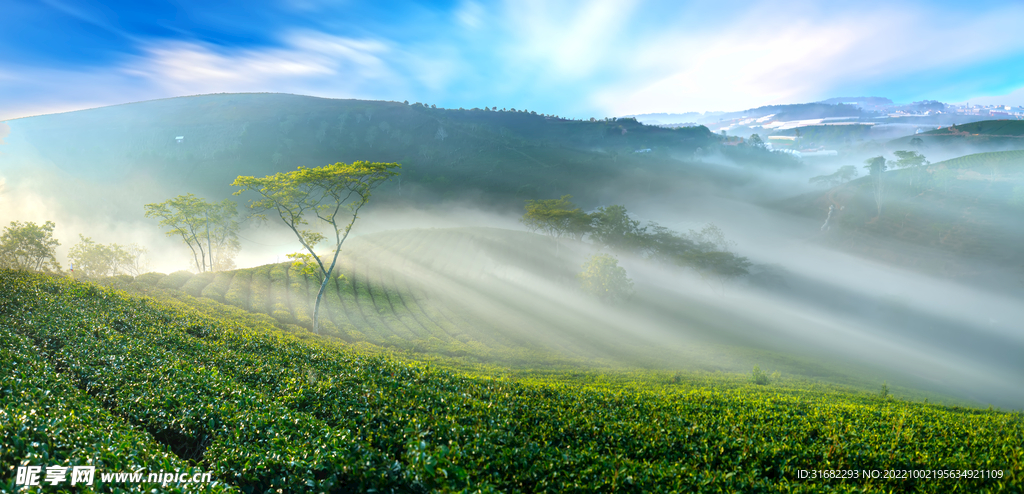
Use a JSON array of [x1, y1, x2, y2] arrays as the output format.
[[3, 93, 733, 207], [773, 150, 1024, 282]]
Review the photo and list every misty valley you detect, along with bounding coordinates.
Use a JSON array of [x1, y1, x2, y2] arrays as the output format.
[[1, 94, 1022, 492]]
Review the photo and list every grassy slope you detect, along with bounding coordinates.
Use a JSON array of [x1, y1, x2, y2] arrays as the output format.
[[98, 229, 861, 386], [90, 227, 1010, 409], [888, 120, 1024, 154], [3, 269, 1022, 493]]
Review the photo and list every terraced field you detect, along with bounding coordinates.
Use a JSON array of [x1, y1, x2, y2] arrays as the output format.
[[121, 228, 599, 366], [113, 228, 906, 386], [87, 225, 1023, 415], [3, 269, 1022, 493], [927, 149, 1024, 172]]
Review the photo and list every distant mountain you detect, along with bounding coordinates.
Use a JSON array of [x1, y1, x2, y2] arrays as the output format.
[[818, 97, 895, 111], [629, 99, 884, 127]]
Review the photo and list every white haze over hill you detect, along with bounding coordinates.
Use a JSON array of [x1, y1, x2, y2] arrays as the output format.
[[337, 207, 1024, 409], [2, 104, 1022, 411]]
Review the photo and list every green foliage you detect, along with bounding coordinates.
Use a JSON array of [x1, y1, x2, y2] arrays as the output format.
[[520, 195, 591, 241], [0, 220, 61, 273], [578, 253, 634, 302], [2, 270, 1022, 493], [751, 365, 770, 385], [892, 151, 927, 169], [927, 150, 1024, 173], [158, 270, 195, 289], [589, 205, 647, 253], [68, 234, 148, 278], [592, 206, 751, 281], [233, 161, 400, 334], [144, 194, 239, 272]]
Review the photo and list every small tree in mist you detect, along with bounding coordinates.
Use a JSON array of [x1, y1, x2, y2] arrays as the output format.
[[589, 205, 647, 253], [863, 156, 888, 216], [588, 204, 750, 288], [68, 234, 148, 278], [891, 150, 928, 188], [751, 366, 770, 385], [233, 161, 400, 334], [578, 253, 633, 302], [521, 195, 592, 249], [0, 220, 61, 273], [145, 194, 239, 273]]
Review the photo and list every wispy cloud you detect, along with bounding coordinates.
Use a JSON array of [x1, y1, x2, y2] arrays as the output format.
[[122, 32, 395, 96], [4, 0, 1024, 119]]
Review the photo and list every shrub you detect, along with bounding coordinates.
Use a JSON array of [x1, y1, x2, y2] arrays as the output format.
[[751, 365, 770, 385], [578, 253, 633, 302]]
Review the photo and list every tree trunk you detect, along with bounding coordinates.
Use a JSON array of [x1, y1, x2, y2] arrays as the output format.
[[313, 274, 328, 334]]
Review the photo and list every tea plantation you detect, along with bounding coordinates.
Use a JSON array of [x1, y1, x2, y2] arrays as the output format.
[[2, 269, 1022, 492]]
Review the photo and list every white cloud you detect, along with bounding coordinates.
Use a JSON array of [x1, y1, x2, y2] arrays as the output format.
[[6, 0, 1024, 119], [501, 0, 640, 81], [600, 2, 1024, 113], [122, 32, 394, 96], [483, 1, 1024, 114]]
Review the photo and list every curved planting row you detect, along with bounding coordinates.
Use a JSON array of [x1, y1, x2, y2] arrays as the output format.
[[93, 228, 594, 362], [3, 270, 1021, 493]]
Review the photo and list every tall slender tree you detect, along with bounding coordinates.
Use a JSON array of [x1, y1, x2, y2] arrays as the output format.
[[145, 194, 239, 272], [232, 161, 400, 334], [864, 156, 888, 216]]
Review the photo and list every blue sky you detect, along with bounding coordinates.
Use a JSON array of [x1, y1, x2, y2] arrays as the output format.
[[3, 0, 1024, 120]]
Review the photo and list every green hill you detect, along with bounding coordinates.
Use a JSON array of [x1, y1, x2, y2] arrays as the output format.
[[923, 120, 1024, 137], [1, 93, 764, 209], [928, 149, 1024, 171], [4, 269, 1022, 493], [888, 120, 1024, 155], [772, 150, 1024, 277]]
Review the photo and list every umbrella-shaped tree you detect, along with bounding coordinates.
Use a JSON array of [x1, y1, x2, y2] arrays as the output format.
[[232, 161, 400, 334]]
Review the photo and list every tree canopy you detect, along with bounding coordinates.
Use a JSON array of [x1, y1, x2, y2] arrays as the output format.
[[68, 235, 148, 278], [0, 221, 61, 273], [520, 195, 591, 241], [891, 150, 927, 169], [578, 253, 633, 302], [144, 194, 239, 272], [589, 205, 648, 253], [233, 161, 400, 334]]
